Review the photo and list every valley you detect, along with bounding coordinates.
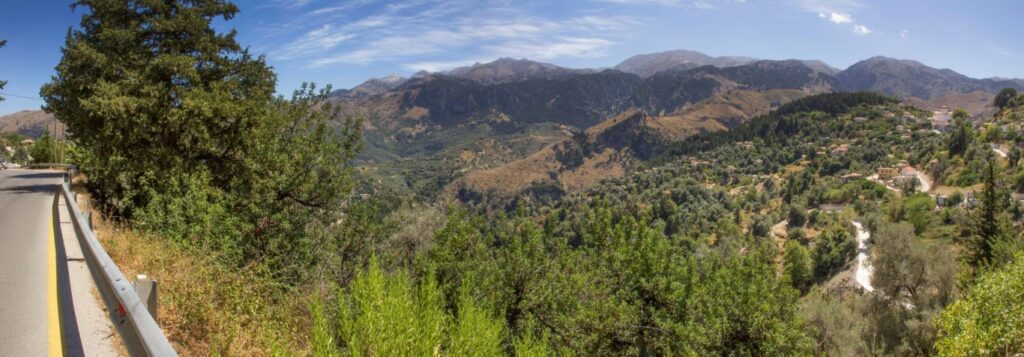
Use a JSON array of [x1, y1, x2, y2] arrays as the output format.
[[4, 1, 1024, 352]]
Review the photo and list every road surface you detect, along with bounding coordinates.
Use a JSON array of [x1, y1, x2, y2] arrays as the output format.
[[992, 146, 1008, 159], [0, 168, 67, 355], [852, 220, 874, 292]]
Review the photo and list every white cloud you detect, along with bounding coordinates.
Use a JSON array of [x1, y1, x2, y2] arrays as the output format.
[[818, 12, 852, 24], [852, 25, 872, 35], [275, 25, 354, 60], [900, 30, 908, 39]]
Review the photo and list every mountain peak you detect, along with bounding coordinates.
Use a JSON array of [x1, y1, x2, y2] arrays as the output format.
[[614, 49, 757, 78], [837, 56, 1021, 99], [444, 57, 581, 85]]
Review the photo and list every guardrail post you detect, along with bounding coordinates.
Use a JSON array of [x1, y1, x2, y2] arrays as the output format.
[[134, 275, 158, 322]]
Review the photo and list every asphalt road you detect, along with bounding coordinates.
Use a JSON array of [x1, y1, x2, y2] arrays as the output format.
[[0, 168, 65, 356]]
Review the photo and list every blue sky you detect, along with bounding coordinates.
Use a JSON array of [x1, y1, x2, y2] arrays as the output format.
[[1, 0, 1023, 115]]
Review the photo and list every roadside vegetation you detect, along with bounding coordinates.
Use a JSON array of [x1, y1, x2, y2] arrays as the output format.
[[40, 1, 1024, 355]]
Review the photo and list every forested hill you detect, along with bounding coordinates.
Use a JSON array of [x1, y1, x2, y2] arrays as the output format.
[[404, 91, 1022, 354], [664, 92, 897, 158]]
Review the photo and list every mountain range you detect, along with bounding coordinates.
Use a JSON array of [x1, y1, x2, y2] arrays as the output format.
[[335, 50, 1021, 101], [5, 49, 1021, 200], [328, 49, 1022, 200]]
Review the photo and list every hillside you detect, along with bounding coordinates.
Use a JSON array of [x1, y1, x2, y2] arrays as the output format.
[[837, 56, 1024, 99], [335, 52, 1024, 200], [0, 110, 58, 138], [455, 89, 808, 198], [902, 90, 998, 119]]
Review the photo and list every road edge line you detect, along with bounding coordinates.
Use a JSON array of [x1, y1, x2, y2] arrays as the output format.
[[49, 205, 64, 357]]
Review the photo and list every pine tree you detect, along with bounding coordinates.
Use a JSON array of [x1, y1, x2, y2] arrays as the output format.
[[41, 1, 362, 276], [947, 110, 972, 157], [41, 0, 275, 215], [967, 152, 1008, 268]]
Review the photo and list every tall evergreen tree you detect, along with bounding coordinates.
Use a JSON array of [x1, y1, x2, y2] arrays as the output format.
[[967, 152, 1009, 268], [947, 110, 972, 157], [41, 0, 276, 215], [41, 1, 363, 276]]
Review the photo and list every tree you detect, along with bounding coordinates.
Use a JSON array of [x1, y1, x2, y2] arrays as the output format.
[[788, 204, 807, 228], [42, 0, 275, 215], [800, 293, 870, 356], [966, 153, 1011, 268], [903, 194, 934, 235], [783, 240, 813, 293], [29, 131, 58, 163], [994, 87, 1018, 110], [812, 227, 856, 279], [947, 110, 972, 157], [41, 1, 362, 276], [936, 254, 1024, 355]]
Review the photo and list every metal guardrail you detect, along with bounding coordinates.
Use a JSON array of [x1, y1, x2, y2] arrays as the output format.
[[55, 167, 178, 356]]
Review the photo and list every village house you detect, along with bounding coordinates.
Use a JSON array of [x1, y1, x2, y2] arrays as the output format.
[[841, 172, 863, 183], [931, 106, 952, 132], [894, 174, 917, 186], [831, 144, 849, 157], [876, 167, 899, 180]]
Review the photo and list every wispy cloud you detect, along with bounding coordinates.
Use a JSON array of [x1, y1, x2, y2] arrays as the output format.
[[275, 25, 355, 60], [818, 12, 851, 24], [597, 0, 682, 5], [987, 43, 1019, 57], [598, 0, 744, 7], [266, 0, 637, 70], [852, 25, 872, 35], [269, 0, 319, 9], [796, 0, 862, 14]]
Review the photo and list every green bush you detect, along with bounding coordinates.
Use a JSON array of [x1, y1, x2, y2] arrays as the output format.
[[936, 255, 1024, 355], [812, 227, 855, 280]]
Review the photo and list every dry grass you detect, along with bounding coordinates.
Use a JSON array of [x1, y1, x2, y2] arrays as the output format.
[[78, 194, 311, 356]]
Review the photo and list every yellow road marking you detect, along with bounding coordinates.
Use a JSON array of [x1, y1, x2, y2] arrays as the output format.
[[48, 212, 63, 357]]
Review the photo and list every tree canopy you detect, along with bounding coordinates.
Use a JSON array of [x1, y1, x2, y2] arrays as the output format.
[[41, 0, 362, 278]]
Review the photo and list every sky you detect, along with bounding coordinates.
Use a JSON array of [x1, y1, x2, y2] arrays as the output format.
[[1, 0, 1023, 116]]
